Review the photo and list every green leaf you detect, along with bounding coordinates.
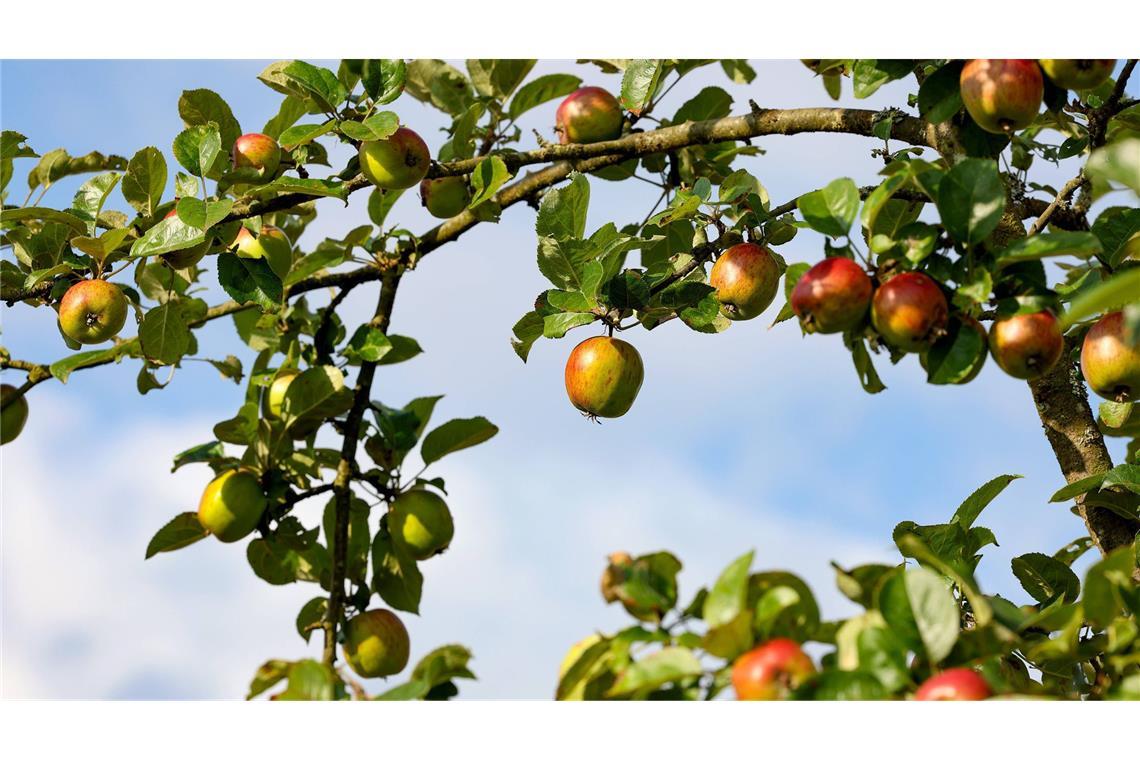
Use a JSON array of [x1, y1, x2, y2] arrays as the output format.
[[175, 197, 233, 231], [49, 345, 124, 383], [275, 659, 335, 701], [720, 59, 757, 84], [1062, 268, 1140, 327], [543, 311, 595, 338], [536, 173, 589, 241], [338, 111, 400, 142], [620, 60, 662, 115], [1011, 552, 1080, 603], [797, 178, 859, 237], [703, 551, 754, 628], [802, 670, 887, 700], [295, 597, 328, 643], [144, 512, 208, 559], [71, 172, 121, 235], [1085, 138, 1140, 195], [1083, 545, 1137, 626], [121, 147, 167, 216], [342, 325, 392, 364], [172, 123, 221, 177], [511, 310, 545, 362], [1, 206, 87, 234], [852, 59, 914, 98], [469, 155, 511, 207], [672, 86, 732, 124], [178, 88, 242, 157], [467, 59, 535, 99], [376, 335, 422, 366], [606, 647, 702, 698], [420, 417, 499, 466], [262, 95, 308, 139], [361, 59, 407, 105], [171, 440, 225, 472], [951, 474, 1021, 528], [281, 60, 348, 114], [262, 176, 350, 201], [508, 74, 582, 120], [1092, 208, 1140, 267], [139, 303, 191, 366], [280, 366, 351, 430], [935, 158, 1004, 246], [917, 61, 965, 123], [371, 530, 423, 613], [882, 567, 959, 663], [277, 120, 337, 150], [129, 215, 208, 259], [283, 246, 346, 287], [996, 231, 1102, 267], [247, 660, 290, 700], [217, 253, 283, 309]]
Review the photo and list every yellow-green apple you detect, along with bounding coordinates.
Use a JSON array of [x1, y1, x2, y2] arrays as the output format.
[[58, 279, 129, 345], [960, 59, 1044, 134], [709, 242, 781, 321], [564, 336, 644, 419]]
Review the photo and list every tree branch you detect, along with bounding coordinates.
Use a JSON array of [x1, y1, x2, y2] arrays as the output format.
[[1027, 173, 1086, 236]]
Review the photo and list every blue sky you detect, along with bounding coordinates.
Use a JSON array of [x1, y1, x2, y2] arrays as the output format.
[[1, 59, 1135, 699]]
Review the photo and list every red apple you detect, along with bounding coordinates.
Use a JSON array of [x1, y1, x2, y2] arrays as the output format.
[[871, 272, 948, 353], [960, 59, 1043, 134], [732, 639, 816, 701], [988, 310, 1064, 380], [915, 668, 992, 701], [709, 242, 781, 321], [556, 87, 623, 145], [232, 133, 281, 179], [564, 336, 644, 419], [1081, 311, 1140, 402], [791, 257, 873, 334]]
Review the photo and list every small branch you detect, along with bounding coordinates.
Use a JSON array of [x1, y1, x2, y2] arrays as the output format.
[[1027, 173, 1086, 236]]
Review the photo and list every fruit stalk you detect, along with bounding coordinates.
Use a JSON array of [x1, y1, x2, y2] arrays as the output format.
[[323, 271, 404, 667]]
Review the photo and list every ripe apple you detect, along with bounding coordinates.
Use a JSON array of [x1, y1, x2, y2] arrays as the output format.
[[960, 59, 1044, 134], [921, 313, 988, 384], [1081, 311, 1140, 402], [358, 127, 431, 190], [232, 133, 281, 178], [871, 272, 948, 353], [263, 368, 300, 419], [197, 469, 267, 543], [389, 489, 454, 560], [731, 638, 816, 700], [564, 336, 645, 419], [1039, 59, 1115, 91], [791, 257, 872, 333], [58, 279, 129, 345], [556, 87, 623, 144], [1, 384, 29, 445], [233, 225, 293, 278], [989, 310, 1064, 380], [709, 242, 781, 321], [342, 608, 410, 678], [915, 668, 992, 700], [160, 208, 211, 269], [419, 175, 472, 219]]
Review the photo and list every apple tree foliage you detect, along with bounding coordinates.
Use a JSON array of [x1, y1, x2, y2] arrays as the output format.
[[1, 58, 1139, 700]]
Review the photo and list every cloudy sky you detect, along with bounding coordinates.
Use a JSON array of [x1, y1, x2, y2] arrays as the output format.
[[1, 60, 1134, 699]]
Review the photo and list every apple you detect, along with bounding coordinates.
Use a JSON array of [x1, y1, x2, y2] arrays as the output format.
[[989, 310, 1064, 380], [389, 489, 454, 560], [358, 127, 431, 190], [1039, 59, 1116, 91], [1081, 311, 1140, 402], [556, 87, 623, 144], [233, 225, 293, 278], [419, 175, 472, 219], [232, 133, 281, 179], [915, 668, 992, 700], [263, 368, 300, 419], [160, 208, 211, 269], [871, 272, 948, 353], [731, 638, 816, 700], [197, 469, 267, 543], [709, 242, 781, 321], [960, 59, 1044, 134], [342, 609, 410, 678], [791, 257, 872, 333], [564, 336, 644, 419], [1, 384, 29, 445], [58, 279, 129, 345]]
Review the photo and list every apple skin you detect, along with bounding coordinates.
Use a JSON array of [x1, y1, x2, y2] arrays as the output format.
[[233, 225, 293, 278], [871, 272, 948, 353], [197, 469, 267, 543], [989, 310, 1064, 380], [389, 489, 454, 561], [556, 87, 623, 145], [915, 668, 992, 701], [709, 242, 781, 321], [1039, 59, 1115, 91], [791, 257, 872, 333], [564, 336, 645, 419], [419, 176, 471, 219], [58, 279, 129, 345], [1081, 311, 1140, 402], [263, 368, 300, 419], [731, 638, 816, 701], [1, 384, 29, 445], [160, 208, 211, 269], [960, 59, 1044, 134], [232, 133, 281, 178], [342, 609, 410, 679], [359, 127, 431, 190]]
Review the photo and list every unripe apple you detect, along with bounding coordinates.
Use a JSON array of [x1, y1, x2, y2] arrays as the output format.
[[161, 208, 211, 269], [58, 279, 129, 345], [358, 127, 431, 190], [1, 384, 29, 445], [921, 314, 988, 384], [1081, 311, 1140, 402], [960, 59, 1044, 134], [1039, 59, 1115, 91], [989, 310, 1064, 380], [263, 368, 300, 419], [915, 668, 992, 700], [389, 489, 454, 561], [233, 225, 293, 279], [564, 336, 645, 419], [731, 638, 816, 700], [197, 469, 267, 543], [556, 87, 623, 144], [791, 257, 872, 333], [709, 242, 781, 321], [871, 272, 948, 353], [232, 133, 281, 178], [342, 609, 410, 679], [419, 175, 471, 219]]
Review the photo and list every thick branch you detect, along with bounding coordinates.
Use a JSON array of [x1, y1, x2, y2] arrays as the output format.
[[322, 271, 402, 667]]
